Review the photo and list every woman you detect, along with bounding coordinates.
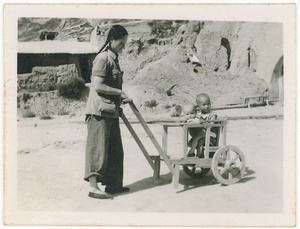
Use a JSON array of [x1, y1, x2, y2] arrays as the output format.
[[84, 25, 131, 199]]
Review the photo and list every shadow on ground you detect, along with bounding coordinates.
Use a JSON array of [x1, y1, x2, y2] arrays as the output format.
[[238, 167, 256, 183], [114, 167, 256, 196], [179, 167, 256, 192]]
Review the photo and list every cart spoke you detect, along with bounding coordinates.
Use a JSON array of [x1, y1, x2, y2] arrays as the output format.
[[226, 150, 231, 160], [220, 168, 227, 175], [218, 158, 226, 164], [228, 171, 233, 180], [191, 167, 196, 173], [228, 167, 240, 176], [221, 152, 227, 161], [230, 154, 240, 164]]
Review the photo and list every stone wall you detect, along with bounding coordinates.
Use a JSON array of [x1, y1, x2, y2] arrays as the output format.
[[18, 64, 79, 91]]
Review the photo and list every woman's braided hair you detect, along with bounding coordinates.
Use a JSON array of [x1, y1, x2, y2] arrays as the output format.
[[98, 25, 128, 54]]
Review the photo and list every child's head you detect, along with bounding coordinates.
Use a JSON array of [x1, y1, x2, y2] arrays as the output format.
[[196, 93, 211, 113], [182, 103, 196, 119]]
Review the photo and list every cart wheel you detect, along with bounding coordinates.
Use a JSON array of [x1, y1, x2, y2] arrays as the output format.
[[212, 145, 246, 185], [183, 165, 210, 178]]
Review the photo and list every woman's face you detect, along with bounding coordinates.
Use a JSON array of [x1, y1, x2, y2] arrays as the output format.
[[111, 35, 128, 54]]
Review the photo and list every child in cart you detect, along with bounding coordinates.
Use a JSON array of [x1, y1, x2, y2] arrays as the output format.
[[179, 93, 217, 157], [195, 93, 218, 156]]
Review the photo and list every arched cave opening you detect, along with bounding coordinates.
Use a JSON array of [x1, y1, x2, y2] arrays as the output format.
[[221, 37, 231, 70]]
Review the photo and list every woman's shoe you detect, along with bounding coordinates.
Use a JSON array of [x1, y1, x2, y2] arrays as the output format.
[[88, 192, 113, 199], [105, 187, 130, 194]]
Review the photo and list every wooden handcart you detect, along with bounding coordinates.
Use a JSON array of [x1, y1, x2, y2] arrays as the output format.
[[121, 101, 246, 189]]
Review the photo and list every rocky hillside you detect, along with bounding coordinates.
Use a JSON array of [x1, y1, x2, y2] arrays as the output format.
[[18, 18, 281, 116]]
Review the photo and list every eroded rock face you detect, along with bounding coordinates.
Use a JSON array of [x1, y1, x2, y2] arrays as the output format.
[[17, 19, 282, 116], [173, 22, 200, 46]]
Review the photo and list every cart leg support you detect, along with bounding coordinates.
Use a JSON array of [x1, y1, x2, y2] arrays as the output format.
[[150, 156, 161, 182], [173, 165, 180, 189]]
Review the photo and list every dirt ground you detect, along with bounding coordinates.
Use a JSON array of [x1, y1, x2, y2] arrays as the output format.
[[17, 106, 283, 213]]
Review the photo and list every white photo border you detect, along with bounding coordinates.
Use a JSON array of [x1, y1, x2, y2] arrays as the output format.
[[3, 3, 297, 227]]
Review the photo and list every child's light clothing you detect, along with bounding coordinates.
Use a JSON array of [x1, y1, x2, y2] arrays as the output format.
[[196, 110, 218, 142], [196, 110, 217, 121]]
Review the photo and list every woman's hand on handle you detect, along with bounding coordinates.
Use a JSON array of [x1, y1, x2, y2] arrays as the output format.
[[121, 92, 133, 104]]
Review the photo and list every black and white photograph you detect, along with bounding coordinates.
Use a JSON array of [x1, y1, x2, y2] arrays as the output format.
[[3, 3, 296, 227]]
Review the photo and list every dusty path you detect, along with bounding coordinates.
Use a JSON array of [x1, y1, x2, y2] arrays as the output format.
[[17, 107, 283, 213]]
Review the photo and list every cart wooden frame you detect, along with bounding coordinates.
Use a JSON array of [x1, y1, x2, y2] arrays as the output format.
[[121, 101, 246, 189]]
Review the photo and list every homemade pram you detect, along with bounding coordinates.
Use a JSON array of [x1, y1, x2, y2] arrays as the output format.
[[121, 100, 246, 188]]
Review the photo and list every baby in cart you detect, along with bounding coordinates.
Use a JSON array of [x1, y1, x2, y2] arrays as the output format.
[[179, 93, 217, 157]]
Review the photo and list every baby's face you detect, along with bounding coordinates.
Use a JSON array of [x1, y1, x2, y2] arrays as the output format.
[[184, 109, 196, 119], [197, 97, 211, 113]]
